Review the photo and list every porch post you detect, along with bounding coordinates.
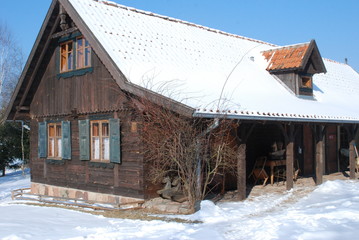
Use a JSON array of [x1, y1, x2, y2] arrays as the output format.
[[315, 125, 325, 185], [286, 124, 295, 190], [343, 125, 358, 179], [349, 137, 356, 179], [236, 123, 255, 200], [237, 143, 246, 200]]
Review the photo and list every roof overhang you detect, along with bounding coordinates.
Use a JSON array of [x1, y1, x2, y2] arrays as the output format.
[[193, 112, 359, 124]]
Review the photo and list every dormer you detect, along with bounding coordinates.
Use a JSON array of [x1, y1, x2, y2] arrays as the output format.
[[262, 40, 326, 97]]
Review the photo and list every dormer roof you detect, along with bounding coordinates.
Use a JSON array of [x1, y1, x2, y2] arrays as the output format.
[[262, 40, 326, 74]]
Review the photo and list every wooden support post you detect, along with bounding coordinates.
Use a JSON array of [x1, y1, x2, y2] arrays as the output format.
[[349, 138, 356, 179], [237, 143, 246, 200], [286, 125, 295, 190], [344, 125, 358, 179], [315, 125, 324, 185], [236, 123, 255, 200]]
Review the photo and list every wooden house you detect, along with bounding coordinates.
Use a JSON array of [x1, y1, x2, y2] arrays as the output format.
[[6, 0, 359, 204]]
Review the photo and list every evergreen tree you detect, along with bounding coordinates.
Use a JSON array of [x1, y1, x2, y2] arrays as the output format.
[[0, 121, 29, 176]]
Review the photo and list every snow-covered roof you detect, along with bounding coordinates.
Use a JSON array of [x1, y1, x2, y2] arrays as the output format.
[[68, 0, 359, 123]]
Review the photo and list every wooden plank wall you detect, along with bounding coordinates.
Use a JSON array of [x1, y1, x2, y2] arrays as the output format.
[[303, 125, 314, 175], [31, 48, 127, 117], [29, 49, 146, 199]]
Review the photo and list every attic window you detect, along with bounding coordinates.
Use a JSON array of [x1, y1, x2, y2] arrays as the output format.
[[301, 76, 312, 88], [58, 35, 92, 77], [299, 76, 313, 95], [60, 41, 74, 72], [76, 37, 91, 69]]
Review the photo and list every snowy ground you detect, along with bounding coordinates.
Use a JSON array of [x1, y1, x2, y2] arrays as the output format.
[[1, 170, 359, 240]]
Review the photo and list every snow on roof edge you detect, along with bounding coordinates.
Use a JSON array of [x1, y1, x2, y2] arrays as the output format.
[[193, 111, 359, 124]]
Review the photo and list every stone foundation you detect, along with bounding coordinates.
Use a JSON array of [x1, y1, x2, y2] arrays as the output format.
[[142, 197, 192, 214], [31, 182, 143, 206]]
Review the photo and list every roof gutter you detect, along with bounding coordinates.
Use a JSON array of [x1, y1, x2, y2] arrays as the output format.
[[193, 112, 359, 124]]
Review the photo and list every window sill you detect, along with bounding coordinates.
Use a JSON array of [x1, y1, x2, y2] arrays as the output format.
[[88, 162, 114, 169], [46, 159, 66, 165], [57, 67, 93, 79], [299, 87, 313, 96]]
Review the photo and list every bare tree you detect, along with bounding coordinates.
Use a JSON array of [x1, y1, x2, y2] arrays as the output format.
[[0, 22, 27, 176], [0, 22, 23, 114]]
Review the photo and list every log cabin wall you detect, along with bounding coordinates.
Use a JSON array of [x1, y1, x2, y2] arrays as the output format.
[[29, 46, 146, 199]]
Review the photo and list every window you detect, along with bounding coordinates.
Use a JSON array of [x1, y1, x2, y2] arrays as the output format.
[[299, 75, 313, 96], [91, 120, 110, 162], [78, 118, 120, 163], [60, 41, 74, 72], [59, 36, 92, 74], [38, 121, 71, 160], [48, 123, 62, 158], [301, 76, 312, 88], [76, 37, 91, 69]]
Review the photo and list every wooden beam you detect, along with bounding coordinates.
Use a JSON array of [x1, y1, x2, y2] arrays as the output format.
[[236, 123, 256, 200], [343, 125, 358, 179], [51, 27, 78, 39], [315, 125, 325, 185], [286, 124, 295, 190], [237, 143, 246, 200], [16, 106, 30, 111], [349, 138, 356, 179]]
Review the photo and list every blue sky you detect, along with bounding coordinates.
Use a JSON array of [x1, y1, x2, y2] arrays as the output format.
[[1, 0, 358, 71]]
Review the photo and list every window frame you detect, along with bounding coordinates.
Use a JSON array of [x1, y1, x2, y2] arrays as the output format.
[[60, 40, 74, 73], [76, 36, 92, 70], [90, 120, 110, 163], [58, 35, 92, 77], [299, 74, 314, 96], [48, 122, 62, 159]]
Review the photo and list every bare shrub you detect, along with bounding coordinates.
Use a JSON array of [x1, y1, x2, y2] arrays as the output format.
[[131, 95, 239, 212]]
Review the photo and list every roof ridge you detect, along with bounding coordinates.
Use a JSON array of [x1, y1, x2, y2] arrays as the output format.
[[323, 58, 347, 65], [262, 42, 310, 52], [93, 0, 276, 47]]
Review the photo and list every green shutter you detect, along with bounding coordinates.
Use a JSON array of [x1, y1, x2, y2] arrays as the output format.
[[62, 121, 71, 160], [38, 122, 47, 158], [109, 118, 121, 163], [79, 119, 90, 160]]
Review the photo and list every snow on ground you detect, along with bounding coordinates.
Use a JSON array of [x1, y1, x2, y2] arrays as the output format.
[[1, 170, 359, 240]]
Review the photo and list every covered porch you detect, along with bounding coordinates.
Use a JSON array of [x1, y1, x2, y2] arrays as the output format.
[[233, 120, 359, 200]]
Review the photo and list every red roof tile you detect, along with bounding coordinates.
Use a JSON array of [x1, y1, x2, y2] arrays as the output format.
[[262, 43, 310, 71]]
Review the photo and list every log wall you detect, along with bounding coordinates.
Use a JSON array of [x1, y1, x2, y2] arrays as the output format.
[[29, 47, 146, 199]]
